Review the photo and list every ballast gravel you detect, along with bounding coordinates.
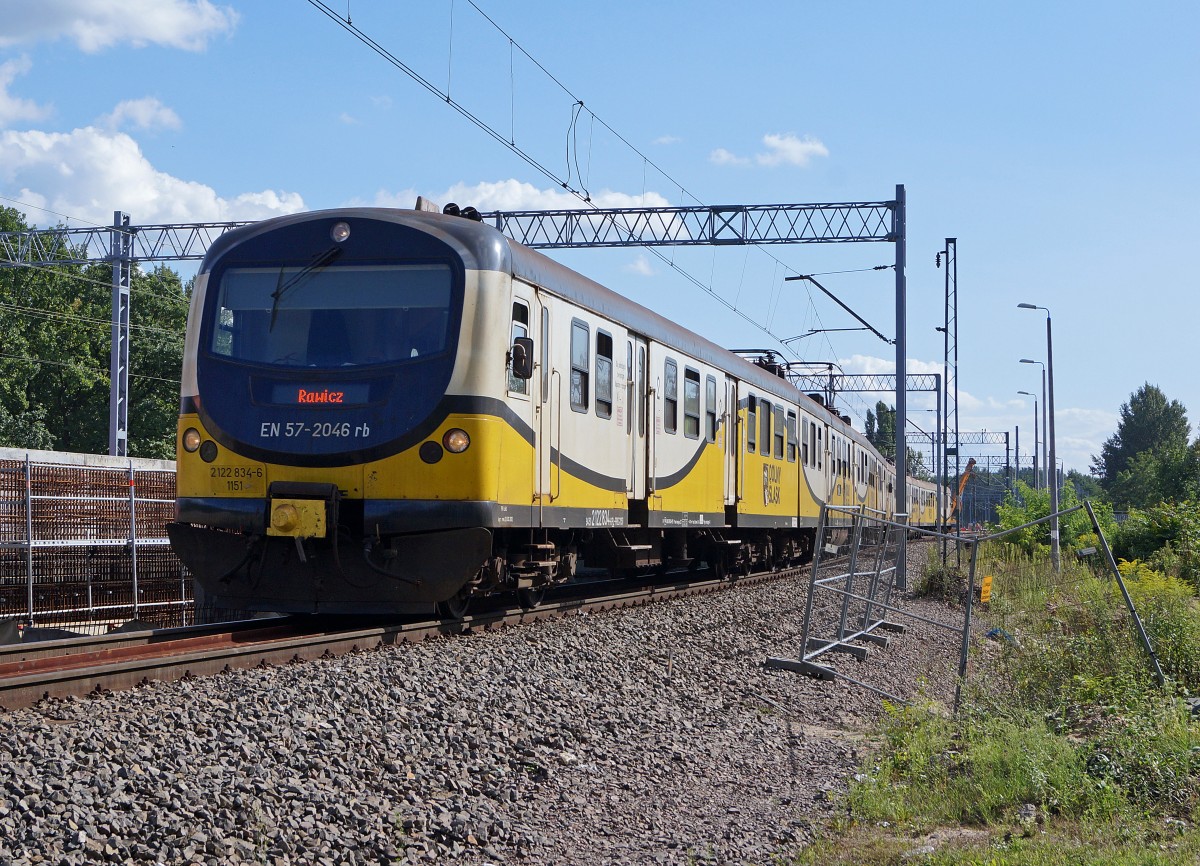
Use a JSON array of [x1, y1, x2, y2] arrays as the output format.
[[0, 541, 968, 865]]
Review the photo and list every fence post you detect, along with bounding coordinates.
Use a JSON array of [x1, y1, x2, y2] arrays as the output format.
[[953, 540, 981, 712], [128, 461, 140, 621], [796, 505, 831, 656], [24, 455, 33, 627], [1085, 500, 1166, 688], [837, 508, 866, 640]]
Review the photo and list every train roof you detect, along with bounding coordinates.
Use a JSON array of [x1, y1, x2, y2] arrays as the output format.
[[200, 207, 849, 429]]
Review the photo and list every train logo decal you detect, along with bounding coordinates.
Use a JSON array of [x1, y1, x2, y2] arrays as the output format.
[[763, 464, 781, 506]]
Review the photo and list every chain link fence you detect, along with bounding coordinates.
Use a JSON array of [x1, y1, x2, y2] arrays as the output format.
[[0, 449, 193, 637]]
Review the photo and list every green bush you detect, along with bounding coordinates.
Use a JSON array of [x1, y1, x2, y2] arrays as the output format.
[[849, 702, 1124, 827], [995, 482, 1117, 556], [1116, 502, 1200, 588], [1116, 560, 1200, 690]]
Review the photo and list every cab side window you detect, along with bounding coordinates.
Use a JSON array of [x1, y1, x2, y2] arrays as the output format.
[[508, 301, 529, 395]]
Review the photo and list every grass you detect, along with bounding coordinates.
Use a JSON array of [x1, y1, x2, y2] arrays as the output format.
[[786, 543, 1200, 866]]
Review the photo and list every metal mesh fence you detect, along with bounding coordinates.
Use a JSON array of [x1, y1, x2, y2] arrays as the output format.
[[0, 450, 193, 635], [768, 505, 970, 706]]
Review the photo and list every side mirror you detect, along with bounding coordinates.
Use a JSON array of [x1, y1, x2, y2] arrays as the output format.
[[510, 336, 534, 380]]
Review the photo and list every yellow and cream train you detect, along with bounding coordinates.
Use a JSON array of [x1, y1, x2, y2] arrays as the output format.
[[167, 205, 945, 616]]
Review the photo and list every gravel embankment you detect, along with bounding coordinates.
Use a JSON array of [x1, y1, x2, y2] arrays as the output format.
[[0, 541, 968, 865]]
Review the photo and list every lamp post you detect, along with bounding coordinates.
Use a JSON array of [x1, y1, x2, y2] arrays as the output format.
[[1017, 390, 1038, 491], [1019, 303, 1058, 572], [1019, 358, 1047, 490]]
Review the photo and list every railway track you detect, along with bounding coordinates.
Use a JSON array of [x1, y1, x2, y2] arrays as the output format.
[[0, 565, 800, 710]]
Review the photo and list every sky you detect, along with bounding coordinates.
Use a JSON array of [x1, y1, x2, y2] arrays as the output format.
[[0, 0, 1197, 476]]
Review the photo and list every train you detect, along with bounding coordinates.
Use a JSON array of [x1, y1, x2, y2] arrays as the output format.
[[166, 202, 945, 618]]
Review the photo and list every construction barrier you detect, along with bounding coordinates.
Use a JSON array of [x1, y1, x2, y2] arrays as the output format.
[[0, 449, 192, 636]]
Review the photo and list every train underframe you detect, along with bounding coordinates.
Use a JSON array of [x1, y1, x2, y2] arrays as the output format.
[[171, 498, 820, 620]]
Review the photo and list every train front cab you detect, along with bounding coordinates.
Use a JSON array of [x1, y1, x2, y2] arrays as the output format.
[[170, 210, 549, 614]]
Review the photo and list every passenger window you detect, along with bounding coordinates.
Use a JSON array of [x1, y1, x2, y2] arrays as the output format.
[[747, 396, 757, 452], [774, 405, 784, 460], [664, 359, 678, 434], [705, 376, 717, 443], [596, 331, 613, 419], [683, 368, 700, 439], [570, 320, 589, 412], [760, 400, 771, 457], [508, 302, 529, 395], [638, 347, 646, 436], [786, 411, 797, 463]]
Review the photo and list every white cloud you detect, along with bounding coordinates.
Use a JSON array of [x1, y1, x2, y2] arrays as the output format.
[[97, 98, 181, 132], [711, 133, 829, 169], [338, 113, 360, 125], [653, 135, 681, 146], [0, 0, 238, 53], [709, 147, 749, 167], [0, 57, 51, 126], [756, 133, 829, 167], [625, 254, 655, 276], [0, 126, 304, 225], [366, 179, 671, 212]]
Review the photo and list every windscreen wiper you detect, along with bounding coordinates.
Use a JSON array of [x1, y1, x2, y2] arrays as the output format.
[[269, 246, 343, 331]]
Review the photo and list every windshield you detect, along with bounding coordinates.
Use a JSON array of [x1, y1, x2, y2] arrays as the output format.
[[209, 263, 453, 367]]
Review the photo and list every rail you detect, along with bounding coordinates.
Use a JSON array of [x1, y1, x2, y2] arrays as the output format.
[[0, 566, 795, 709]]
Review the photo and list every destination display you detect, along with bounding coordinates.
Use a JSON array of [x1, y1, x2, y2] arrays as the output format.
[[270, 383, 371, 406]]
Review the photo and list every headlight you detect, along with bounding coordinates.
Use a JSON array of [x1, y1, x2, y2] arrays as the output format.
[[182, 428, 202, 452], [199, 441, 218, 463], [443, 428, 470, 453], [330, 221, 351, 243]]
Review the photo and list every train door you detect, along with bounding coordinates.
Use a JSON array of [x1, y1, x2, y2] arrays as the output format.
[[627, 335, 649, 501], [533, 294, 555, 520], [507, 289, 544, 524]]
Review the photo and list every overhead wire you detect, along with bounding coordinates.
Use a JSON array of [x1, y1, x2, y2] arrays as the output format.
[[0, 351, 180, 386], [0, 300, 182, 338], [0, 258, 189, 316], [305, 0, 882, 378]]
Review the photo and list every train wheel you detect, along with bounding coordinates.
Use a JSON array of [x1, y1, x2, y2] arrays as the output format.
[[517, 586, 545, 609], [437, 588, 471, 620], [738, 545, 753, 578]]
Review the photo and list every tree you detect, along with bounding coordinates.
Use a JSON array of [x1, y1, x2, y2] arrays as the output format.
[[1066, 469, 1105, 502], [1092, 383, 1190, 490], [1107, 441, 1200, 509], [997, 479, 1116, 556], [866, 401, 896, 460], [0, 206, 187, 456]]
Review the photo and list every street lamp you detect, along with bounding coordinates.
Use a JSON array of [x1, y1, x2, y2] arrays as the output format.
[[1018, 303, 1058, 572], [1019, 358, 1047, 490], [1017, 390, 1039, 490]]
